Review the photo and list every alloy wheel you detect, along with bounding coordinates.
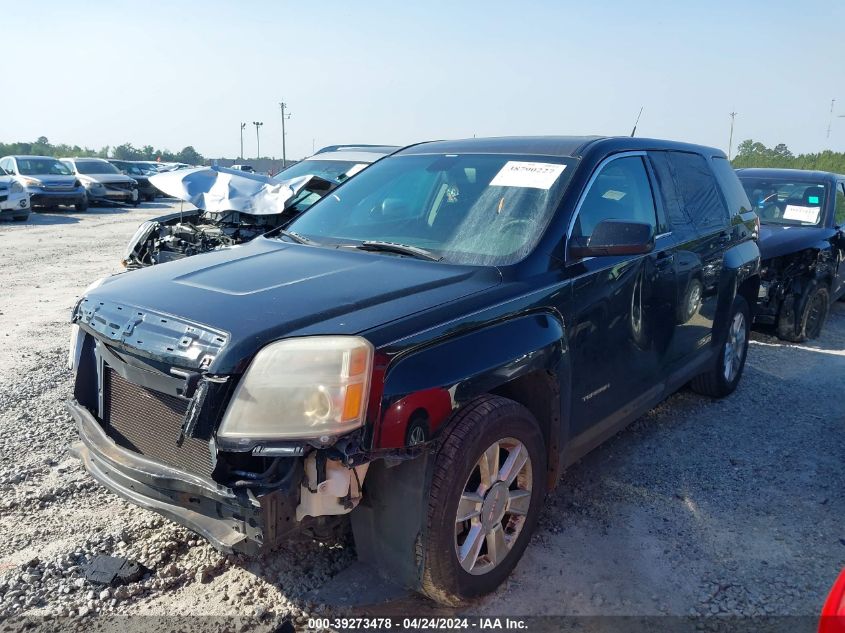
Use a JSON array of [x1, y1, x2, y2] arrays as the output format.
[[723, 311, 746, 382], [454, 438, 533, 575]]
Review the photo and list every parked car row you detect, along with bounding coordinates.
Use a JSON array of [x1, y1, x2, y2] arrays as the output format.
[[0, 155, 191, 218], [68, 135, 767, 606]]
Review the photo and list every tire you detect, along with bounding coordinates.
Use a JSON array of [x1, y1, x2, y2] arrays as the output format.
[[75, 199, 89, 212], [776, 280, 829, 342], [12, 215, 29, 221], [420, 395, 546, 606], [690, 295, 750, 398]]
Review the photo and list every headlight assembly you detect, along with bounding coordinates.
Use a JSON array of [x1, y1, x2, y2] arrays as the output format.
[[21, 178, 42, 189], [218, 336, 374, 443], [10, 181, 23, 193]]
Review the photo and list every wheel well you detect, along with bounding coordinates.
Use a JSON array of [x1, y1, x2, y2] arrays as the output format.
[[736, 275, 760, 318], [490, 370, 561, 490]]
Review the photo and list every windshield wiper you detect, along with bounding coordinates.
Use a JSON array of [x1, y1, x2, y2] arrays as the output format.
[[278, 229, 316, 245], [355, 241, 442, 261]]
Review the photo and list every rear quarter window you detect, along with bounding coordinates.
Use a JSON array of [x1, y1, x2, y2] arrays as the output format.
[[667, 151, 730, 232], [710, 157, 752, 217]]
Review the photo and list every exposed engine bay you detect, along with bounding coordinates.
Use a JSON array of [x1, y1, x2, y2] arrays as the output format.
[[123, 175, 334, 268], [757, 246, 839, 340]]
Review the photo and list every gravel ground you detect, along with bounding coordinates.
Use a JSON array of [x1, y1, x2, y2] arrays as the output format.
[[0, 202, 843, 627]]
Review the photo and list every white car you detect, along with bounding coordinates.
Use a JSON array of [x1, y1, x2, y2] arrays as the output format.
[[0, 165, 30, 221], [60, 158, 140, 206]]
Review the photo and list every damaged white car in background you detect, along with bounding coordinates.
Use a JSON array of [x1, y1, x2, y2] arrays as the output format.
[[122, 165, 334, 268]]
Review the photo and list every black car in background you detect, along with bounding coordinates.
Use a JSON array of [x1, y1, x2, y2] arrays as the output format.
[[68, 136, 759, 605], [108, 160, 159, 201], [737, 168, 845, 341]]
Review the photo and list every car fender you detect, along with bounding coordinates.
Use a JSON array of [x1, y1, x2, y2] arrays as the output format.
[[374, 311, 569, 454], [714, 239, 761, 332]]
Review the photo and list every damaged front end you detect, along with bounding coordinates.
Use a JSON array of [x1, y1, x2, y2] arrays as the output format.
[[123, 172, 334, 268], [67, 299, 374, 554]]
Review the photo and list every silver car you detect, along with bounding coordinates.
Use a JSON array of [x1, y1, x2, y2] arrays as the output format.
[[61, 158, 140, 206], [0, 155, 88, 211]]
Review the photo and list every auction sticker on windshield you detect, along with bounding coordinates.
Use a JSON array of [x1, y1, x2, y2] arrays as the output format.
[[490, 161, 566, 189], [782, 204, 820, 223]]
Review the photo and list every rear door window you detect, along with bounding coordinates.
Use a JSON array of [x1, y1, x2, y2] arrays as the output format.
[[666, 152, 729, 232], [648, 151, 693, 236], [836, 182, 845, 226]]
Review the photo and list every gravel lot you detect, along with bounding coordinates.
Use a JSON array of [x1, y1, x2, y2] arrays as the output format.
[[0, 202, 843, 626]]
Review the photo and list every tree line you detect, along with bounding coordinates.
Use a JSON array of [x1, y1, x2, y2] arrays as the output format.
[[731, 139, 845, 173], [0, 137, 204, 165]]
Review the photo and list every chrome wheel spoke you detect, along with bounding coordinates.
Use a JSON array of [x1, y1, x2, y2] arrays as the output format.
[[479, 443, 500, 489], [499, 444, 528, 486], [507, 489, 531, 516], [456, 493, 483, 523], [486, 524, 508, 566], [458, 523, 485, 572]]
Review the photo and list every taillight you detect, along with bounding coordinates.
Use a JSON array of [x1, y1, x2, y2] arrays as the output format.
[[819, 568, 845, 633]]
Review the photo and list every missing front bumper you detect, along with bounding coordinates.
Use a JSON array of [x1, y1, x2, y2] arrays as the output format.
[[66, 399, 299, 555]]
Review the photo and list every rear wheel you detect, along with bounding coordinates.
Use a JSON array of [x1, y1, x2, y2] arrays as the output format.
[[691, 295, 750, 398], [75, 199, 88, 212], [777, 280, 829, 342], [420, 396, 546, 606]]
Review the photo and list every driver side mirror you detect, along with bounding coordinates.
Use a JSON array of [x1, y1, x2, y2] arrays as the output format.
[[569, 219, 655, 259]]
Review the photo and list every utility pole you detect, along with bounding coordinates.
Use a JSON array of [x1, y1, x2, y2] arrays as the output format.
[[239, 122, 247, 159], [253, 121, 263, 159], [728, 110, 737, 160], [279, 102, 291, 168], [827, 99, 836, 139]]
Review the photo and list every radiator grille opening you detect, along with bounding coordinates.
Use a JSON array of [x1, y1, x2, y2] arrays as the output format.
[[103, 365, 213, 478]]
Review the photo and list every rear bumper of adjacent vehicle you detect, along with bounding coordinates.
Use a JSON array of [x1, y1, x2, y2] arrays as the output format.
[[66, 399, 295, 555]]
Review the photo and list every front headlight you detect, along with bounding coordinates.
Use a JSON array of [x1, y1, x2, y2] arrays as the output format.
[[84, 181, 104, 190], [218, 336, 374, 443], [10, 181, 23, 193], [21, 178, 42, 189]]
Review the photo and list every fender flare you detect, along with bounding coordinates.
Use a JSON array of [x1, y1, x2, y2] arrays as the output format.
[[714, 240, 761, 332], [373, 311, 569, 457]]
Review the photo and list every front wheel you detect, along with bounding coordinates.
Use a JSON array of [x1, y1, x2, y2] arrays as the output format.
[[420, 396, 546, 605], [690, 295, 750, 398], [75, 199, 88, 212], [777, 280, 829, 342]]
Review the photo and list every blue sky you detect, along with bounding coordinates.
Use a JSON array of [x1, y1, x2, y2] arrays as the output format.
[[4, 0, 844, 159]]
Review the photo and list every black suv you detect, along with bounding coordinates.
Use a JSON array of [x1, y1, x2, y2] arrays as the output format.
[[67, 136, 760, 605], [737, 168, 845, 341]]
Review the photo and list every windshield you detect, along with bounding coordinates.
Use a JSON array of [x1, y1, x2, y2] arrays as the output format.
[[273, 159, 371, 184], [75, 161, 120, 175], [17, 158, 73, 176], [740, 177, 828, 226], [286, 153, 577, 266]]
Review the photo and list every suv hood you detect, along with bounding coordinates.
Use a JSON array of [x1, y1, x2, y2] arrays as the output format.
[[20, 174, 77, 186], [759, 224, 836, 260], [80, 237, 501, 373]]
